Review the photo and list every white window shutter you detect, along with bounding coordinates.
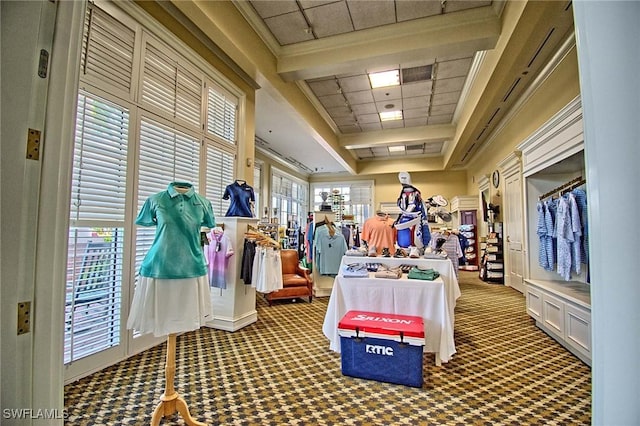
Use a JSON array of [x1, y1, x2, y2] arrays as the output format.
[[205, 142, 234, 218], [81, 3, 135, 97], [206, 83, 237, 144]]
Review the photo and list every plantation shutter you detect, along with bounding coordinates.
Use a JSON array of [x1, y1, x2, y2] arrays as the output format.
[[80, 3, 135, 98], [205, 142, 234, 218], [207, 82, 237, 144], [141, 36, 203, 130], [65, 92, 128, 363]]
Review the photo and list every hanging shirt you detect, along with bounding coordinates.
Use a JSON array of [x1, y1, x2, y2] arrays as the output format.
[[361, 215, 397, 255], [136, 182, 216, 279], [544, 199, 557, 270], [223, 180, 255, 217], [571, 188, 588, 265], [567, 193, 583, 275], [205, 230, 234, 289], [314, 225, 347, 275], [555, 196, 574, 281], [429, 232, 462, 277]]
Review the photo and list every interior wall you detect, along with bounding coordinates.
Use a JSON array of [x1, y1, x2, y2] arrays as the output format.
[[466, 46, 581, 192]]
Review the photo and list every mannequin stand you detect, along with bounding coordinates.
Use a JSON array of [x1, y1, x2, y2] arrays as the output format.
[[151, 333, 206, 426]]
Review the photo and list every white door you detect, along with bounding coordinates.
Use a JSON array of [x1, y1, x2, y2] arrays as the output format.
[[504, 173, 525, 293]]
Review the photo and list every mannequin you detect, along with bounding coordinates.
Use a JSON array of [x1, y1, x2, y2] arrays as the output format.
[[223, 179, 255, 217], [127, 181, 214, 426], [394, 171, 431, 249]]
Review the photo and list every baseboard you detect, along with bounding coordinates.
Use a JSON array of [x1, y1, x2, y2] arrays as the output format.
[[205, 310, 257, 332]]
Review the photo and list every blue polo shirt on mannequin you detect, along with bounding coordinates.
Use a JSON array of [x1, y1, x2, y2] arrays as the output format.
[[136, 182, 215, 279], [223, 180, 255, 217]]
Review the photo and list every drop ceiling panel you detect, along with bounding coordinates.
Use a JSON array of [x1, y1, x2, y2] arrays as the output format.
[[404, 107, 429, 119], [432, 91, 462, 106], [403, 96, 430, 109], [430, 104, 457, 115], [401, 81, 432, 96], [307, 79, 341, 96], [381, 120, 405, 129], [436, 57, 474, 79], [350, 102, 377, 115], [444, 0, 492, 14], [428, 114, 454, 125], [327, 105, 354, 117], [338, 75, 371, 92], [264, 13, 315, 45], [396, 1, 442, 22], [319, 93, 349, 108], [404, 117, 427, 127], [357, 113, 381, 124], [304, 2, 354, 38], [435, 76, 467, 93], [347, 0, 396, 30], [372, 86, 402, 101], [345, 90, 375, 105], [375, 100, 403, 112], [359, 122, 382, 131], [250, 1, 300, 19]]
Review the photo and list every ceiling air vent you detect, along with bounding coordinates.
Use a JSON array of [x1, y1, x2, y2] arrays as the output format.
[[401, 65, 433, 84]]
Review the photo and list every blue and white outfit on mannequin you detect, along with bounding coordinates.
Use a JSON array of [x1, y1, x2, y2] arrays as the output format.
[[394, 171, 431, 249]]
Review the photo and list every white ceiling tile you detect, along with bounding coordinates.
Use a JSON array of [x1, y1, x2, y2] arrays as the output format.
[[424, 140, 445, 152], [403, 107, 429, 119], [326, 105, 354, 117], [338, 75, 371, 92], [371, 146, 389, 155], [436, 57, 473, 79], [264, 13, 315, 45], [359, 122, 382, 131], [375, 100, 403, 112], [344, 90, 375, 105], [307, 79, 341, 96], [404, 117, 427, 127], [444, 0, 492, 14], [372, 86, 402, 102], [402, 81, 432, 96], [354, 148, 374, 158], [396, 0, 442, 22], [357, 113, 381, 124], [339, 125, 361, 133], [304, 1, 354, 38], [403, 96, 430, 109], [428, 114, 454, 125], [334, 115, 357, 126], [319, 93, 348, 108], [347, 0, 396, 30], [434, 76, 466, 93], [381, 120, 405, 130], [350, 102, 377, 115], [251, 0, 300, 18], [430, 104, 456, 115], [431, 91, 460, 106]]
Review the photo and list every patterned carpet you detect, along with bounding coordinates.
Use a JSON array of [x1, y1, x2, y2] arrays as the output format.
[[64, 271, 591, 425]]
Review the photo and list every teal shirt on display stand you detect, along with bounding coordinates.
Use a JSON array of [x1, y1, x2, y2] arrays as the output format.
[[136, 181, 216, 279]]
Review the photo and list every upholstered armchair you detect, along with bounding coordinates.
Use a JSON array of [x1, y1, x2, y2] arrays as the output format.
[[266, 249, 313, 306]]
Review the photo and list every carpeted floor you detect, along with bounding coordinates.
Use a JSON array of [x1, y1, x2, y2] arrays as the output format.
[[64, 271, 591, 425]]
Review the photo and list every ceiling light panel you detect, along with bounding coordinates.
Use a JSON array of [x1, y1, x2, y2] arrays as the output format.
[[388, 145, 405, 152], [379, 110, 403, 121], [368, 70, 400, 88]]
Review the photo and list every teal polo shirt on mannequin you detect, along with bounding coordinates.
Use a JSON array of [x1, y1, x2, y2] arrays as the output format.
[[136, 182, 216, 279]]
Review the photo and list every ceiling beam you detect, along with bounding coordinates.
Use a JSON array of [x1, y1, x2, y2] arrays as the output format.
[[339, 124, 455, 149], [277, 6, 501, 81]]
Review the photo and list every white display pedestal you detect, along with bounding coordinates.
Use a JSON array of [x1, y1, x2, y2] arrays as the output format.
[[206, 217, 258, 331]]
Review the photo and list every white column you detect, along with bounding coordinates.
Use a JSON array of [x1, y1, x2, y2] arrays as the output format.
[[573, 1, 640, 424]]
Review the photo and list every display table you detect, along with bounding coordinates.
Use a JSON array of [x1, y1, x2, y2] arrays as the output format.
[[322, 256, 461, 365]]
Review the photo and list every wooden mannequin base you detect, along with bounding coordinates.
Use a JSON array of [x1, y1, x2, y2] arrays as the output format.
[[150, 391, 206, 426], [150, 333, 206, 426]]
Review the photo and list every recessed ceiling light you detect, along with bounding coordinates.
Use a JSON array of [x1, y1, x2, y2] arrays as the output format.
[[388, 145, 405, 152], [380, 110, 403, 121], [368, 70, 400, 89]]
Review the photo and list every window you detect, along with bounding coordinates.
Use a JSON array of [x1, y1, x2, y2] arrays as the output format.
[[65, 1, 242, 373], [65, 92, 128, 363], [271, 169, 308, 229], [310, 182, 373, 226]]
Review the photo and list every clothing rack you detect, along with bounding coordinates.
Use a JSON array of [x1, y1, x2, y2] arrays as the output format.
[[538, 176, 585, 201]]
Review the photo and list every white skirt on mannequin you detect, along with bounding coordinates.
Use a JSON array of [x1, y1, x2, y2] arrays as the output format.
[[127, 275, 212, 337]]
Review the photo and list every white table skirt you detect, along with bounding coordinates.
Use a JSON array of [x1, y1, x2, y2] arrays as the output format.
[[322, 256, 461, 364]]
